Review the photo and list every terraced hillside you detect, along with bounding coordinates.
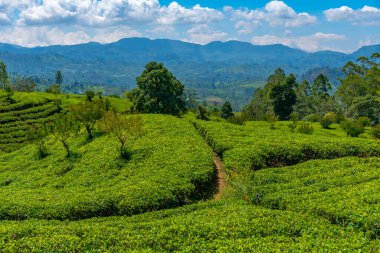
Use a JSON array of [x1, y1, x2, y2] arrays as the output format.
[[0, 97, 380, 251], [0, 93, 61, 152], [0, 92, 131, 153]]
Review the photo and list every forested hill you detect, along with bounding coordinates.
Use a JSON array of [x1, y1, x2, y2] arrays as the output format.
[[0, 38, 379, 108]]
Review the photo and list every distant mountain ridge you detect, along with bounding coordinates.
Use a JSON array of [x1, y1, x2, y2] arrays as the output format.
[[0, 37, 379, 108]]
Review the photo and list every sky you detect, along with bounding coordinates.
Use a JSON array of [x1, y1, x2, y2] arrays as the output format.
[[0, 0, 379, 52]]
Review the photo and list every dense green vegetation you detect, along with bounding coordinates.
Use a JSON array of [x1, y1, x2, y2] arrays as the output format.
[[241, 157, 380, 239], [0, 53, 380, 251], [1, 199, 380, 252], [0, 114, 214, 220], [194, 119, 380, 172]]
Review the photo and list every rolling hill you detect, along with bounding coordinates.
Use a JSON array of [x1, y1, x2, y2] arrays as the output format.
[[0, 38, 379, 108]]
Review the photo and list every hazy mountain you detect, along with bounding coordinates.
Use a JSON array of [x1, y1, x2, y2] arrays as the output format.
[[0, 38, 378, 108]]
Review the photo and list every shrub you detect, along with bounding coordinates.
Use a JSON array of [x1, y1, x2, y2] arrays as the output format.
[[371, 124, 380, 139], [358, 116, 371, 127], [196, 105, 209, 120], [320, 112, 336, 129], [298, 123, 314, 135], [341, 119, 365, 137], [227, 115, 246, 125], [303, 114, 321, 122]]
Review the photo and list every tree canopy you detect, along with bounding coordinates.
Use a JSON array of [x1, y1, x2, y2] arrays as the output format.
[[128, 62, 186, 116]]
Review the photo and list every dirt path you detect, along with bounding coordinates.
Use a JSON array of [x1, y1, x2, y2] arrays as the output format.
[[213, 153, 227, 200]]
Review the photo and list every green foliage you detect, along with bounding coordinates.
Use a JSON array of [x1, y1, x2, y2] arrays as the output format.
[[298, 123, 314, 135], [196, 105, 208, 120], [220, 101, 234, 119], [13, 77, 36, 92], [194, 120, 380, 172], [242, 157, 380, 239], [358, 116, 371, 127], [129, 62, 186, 116], [45, 84, 61, 94], [371, 124, 380, 139], [320, 112, 336, 129], [46, 114, 80, 157], [349, 95, 380, 124], [71, 101, 105, 140], [0, 115, 214, 220], [26, 124, 49, 158], [85, 90, 95, 102], [303, 113, 321, 122], [0, 61, 8, 90], [55, 70, 63, 85], [269, 73, 297, 120], [311, 73, 332, 98], [99, 111, 143, 158], [341, 119, 365, 137]]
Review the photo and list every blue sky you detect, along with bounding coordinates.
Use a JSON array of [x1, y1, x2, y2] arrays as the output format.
[[0, 0, 379, 52]]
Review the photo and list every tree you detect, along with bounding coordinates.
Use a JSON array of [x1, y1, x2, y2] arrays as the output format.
[[99, 111, 143, 158], [320, 112, 336, 129], [220, 101, 234, 119], [85, 90, 95, 102], [55, 71, 63, 85], [47, 114, 80, 157], [26, 124, 49, 158], [71, 101, 105, 140], [196, 105, 209, 120], [14, 77, 36, 92], [128, 62, 186, 116], [312, 73, 332, 98], [349, 95, 380, 124], [269, 74, 297, 120], [0, 61, 8, 89], [341, 119, 364, 137]]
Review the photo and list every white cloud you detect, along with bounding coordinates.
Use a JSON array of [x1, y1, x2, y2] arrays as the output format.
[[251, 32, 345, 52], [185, 24, 228, 45], [225, 1, 317, 34], [0, 12, 9, 24], [158, 2, 223, 25], [17, 0, 222, 27], [0, 25, 140, 47], [324, 5, 380, 26]]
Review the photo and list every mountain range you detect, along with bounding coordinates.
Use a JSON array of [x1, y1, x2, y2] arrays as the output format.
[[0, 37, 379, 108]]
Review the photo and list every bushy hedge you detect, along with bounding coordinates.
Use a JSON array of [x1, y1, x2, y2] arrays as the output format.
[[243, 157, 380, 239], [194, 120, 380, 172], [0, 200, 378, 252], [0, 115, 214, 220]]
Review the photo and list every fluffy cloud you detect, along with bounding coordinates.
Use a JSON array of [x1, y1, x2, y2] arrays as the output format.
[[185, 25, 228, 45], [251, 32, 345, 52], [0, 25, 140, 47], [158, 2, 223, 25], [16, 0, 222, 27], [324, 5, 380, 26], [225, 0, 317, 34]]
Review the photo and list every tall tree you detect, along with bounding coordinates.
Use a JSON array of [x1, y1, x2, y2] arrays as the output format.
[[128, 62, 186, 116], [312, 73, 332, 98], [220, 101, 234, 119], [71, 101, 105, 140], [55, 71, 63, 85], [0, 61, 8, 89], [269, 74, 297, 120]]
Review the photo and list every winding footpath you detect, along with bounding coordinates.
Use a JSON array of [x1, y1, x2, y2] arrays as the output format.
[[213, 152, 227, 200]]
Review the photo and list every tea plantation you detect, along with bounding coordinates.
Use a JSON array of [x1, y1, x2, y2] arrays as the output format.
[[0, 92, 380, 251]]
